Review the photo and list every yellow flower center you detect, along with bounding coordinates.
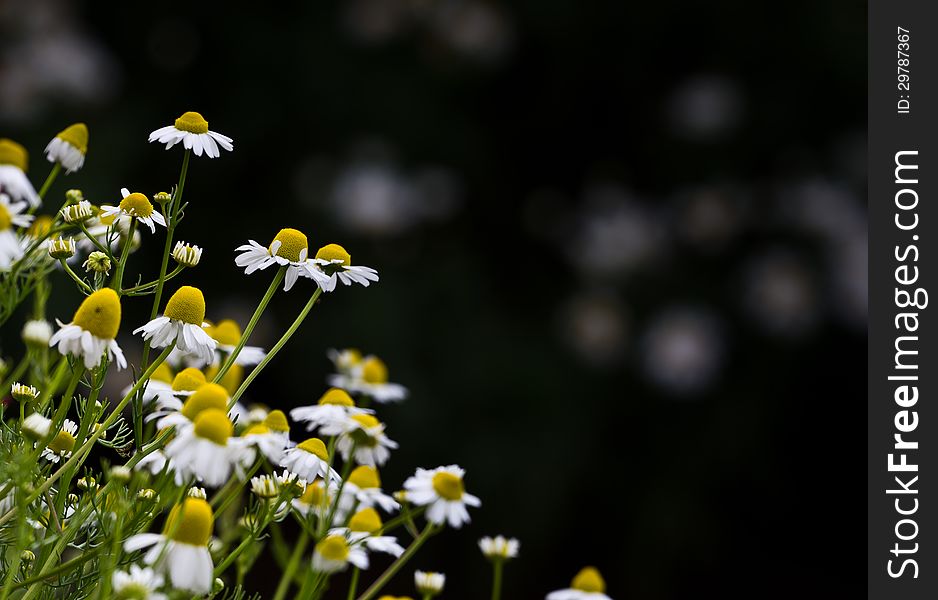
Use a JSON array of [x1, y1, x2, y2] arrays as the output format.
[[211, 319, 242, 346], [315, 243, 351, 267], [242, 423, 270, 437], [56, 123, 89, 154], [348, 465, 381, 489], [118, 193, 155, 218], [351, 414, 380, 429], [114, 583, 150, 600], [431, 472, 464, 501], [297, 438, 329, 461], [571, 567, 606, 593], [361, 357, 388, 384], [47, 430, 76, 455], [151, 362, 174, 384], [204, 363, 243, 395], [163, 498, 213, 546], [181, 383, 228, 420], [193, 408, 233, 445], [0, 138, 28, 171], [318, 388, 355, 407], [164, 286, 206, 325], [28, 215, 53, 238], [300, 481, 326, 506], [349, 507, 383, 534], [72, 288, 122, 340], [0, 203, 10, 231], [378, 597, 414, 600], [174, 111, 209, 134], [264, 409, 290, 432], [316, 535, 350, 562], [172, 367, 206, 392], [270, 228, 308, 262]]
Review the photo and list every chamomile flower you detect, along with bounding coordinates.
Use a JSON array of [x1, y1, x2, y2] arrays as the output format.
[[172, 241, 202, 268], [328, 348, 364, 375], [290, 387, 374, 437], [61, 200, 93, 224], [546, 567, 612, 600], [41, 419, 78, 463], [336, 414, 398, 467], [112, 565, 167, 600], [148, 111, 233, 158], [164, 408, 237, 487], [479, 536, 520, 560], [0, 193, 34, 269], [22, 319, 53, 347], [11, 382, 39, 403], [208, 319, 266, 366], [292, 479, 339, 520], [238, 410, 292, 464], [49, 288, 127, 369], [414, 571, 446, 596], [328, 355, 408, 404], [340, 466, 400, 514], [279, 437, 340, 483], [100, 188, 167, 234], [234, 228, 328, 291], [332, 508, 404, 557], [402, 465, 480, 528], [124, 498, 216, 594], [134, 286, 216, 365], [130, 362, 177, 408], [312, 243, 379, 292], [155, 382, 230, 431], [0, 139, 40, 207], [312, 534, 369, 574], [22, 413, 51, 439], [45, 123, 89, 173]]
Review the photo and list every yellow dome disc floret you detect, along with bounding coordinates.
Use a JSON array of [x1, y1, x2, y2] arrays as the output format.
[[211, 319, 242, 346], [204, 363, 243, 395], [72, 288, 122, 340], [164, 286, 207, 325], [193, 408, 233, 445], [316, 535, 350, 562], [28, 215, 53, 238], [171, 367, 207, 392], [57, 123, 89, 154], [350, 414, 380, 447], [318, 388, 355, 407], [181, 383, 229, 421], [264, 409, 290, 433], [0, 203, 10, 231], [431, 472, 464, 501], [297, 438, 329, 461], [151, 362, 175, 384], [0, 139, 28, 171], [47, 429, 77, 456], [349, 508, 383, 534], [242, 423, 270, 437], [348, 465, 381, 489], [300, 481, 327, 507], [361, 357, 388, 385], [315, 243, 351, 274], [571, 567, 606, 593], [174, 111, 209, 134], [270, 228, 309, 262], [118, 193, 155, 219], [163, 497, 214, 546]]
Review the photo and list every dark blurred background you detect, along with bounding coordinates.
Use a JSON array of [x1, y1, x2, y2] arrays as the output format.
[[0, 0, 866, 598]]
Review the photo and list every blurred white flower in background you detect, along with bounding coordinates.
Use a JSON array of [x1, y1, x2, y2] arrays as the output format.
[[667, 74, 743, 141], [640, 307, 724, 396], [741, 251, 819, 339], [558, 291, 628, 368]]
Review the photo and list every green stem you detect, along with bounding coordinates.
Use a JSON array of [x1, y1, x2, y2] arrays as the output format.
[[491, 559, 504, 600], [36, 163, 61, 202], [121, 265, 184, 295], [272, 529, 310, 600], [347, 567, 360, 600], [110, 219, 137, 290], [0, 354, 30, 400], [356, 523, 437, 600], [59, 259, 92, 293], [214, 534, 253, 576], [7, 547, 102, 590], [76, 222, 114, 258], [228, 285, 320, 409], [215, 267, 286, 386]]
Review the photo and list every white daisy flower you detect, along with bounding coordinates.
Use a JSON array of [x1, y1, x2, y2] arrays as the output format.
[[328, 348, 364, 375], [49, 288, 127, 370], [164, 408, 237, 488], [124, 498, 215, 594], [22, 319, 53, 347], [22, 413, 52, 439], [61, 199, 94, 224], [111, 564, 167, 600], [134, 450, 186, 485], [279, 437, 340, 483], [328, 355, 408, 404], [134, 286, 217, 366], [402, 465, 481, 529], [237, 409, 292, 465], [11, 382, 39, 403], [250, 474, 280, 499], [208, 319, 266, 367], [100, 188, 167, 234], [41, 419, 78, 463], [154, 382, 231, 432], [339, 466, 400, 514], [311, 243, 379, 292], [172, 241, 202, 268], [336, 414, 398, 467], [234, 228, 329, 292], [292, 479, 339, 521], [148, 111, 233, 158], [479, 535, 520, 560], [290, 387, 374, 437], [128, 362, 179, 409], [331, 508, 404, 558], [0, 139, 40, 207], [44, 123, 88, 173], [546, 567, 612, 600], [415, 570, 446, 596], [311, 534, 369, 574], [0, 193, 34, 270]]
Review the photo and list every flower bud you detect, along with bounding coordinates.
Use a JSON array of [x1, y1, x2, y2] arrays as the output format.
[[109, 465, 131, 483], [20, 550, 35, 564], [61, 200, 93, 224], [153, 191, 172, 205], [47, 237, 76, 260], [65, 189, 84, 204], [83, 251, 111, 275], [22, 319, 52, 347], [11, 382, 39, 403], [172, 241, 202, 267]]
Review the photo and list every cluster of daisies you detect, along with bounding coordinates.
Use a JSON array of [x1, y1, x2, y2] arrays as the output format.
[[0, 113, 612, 600]]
